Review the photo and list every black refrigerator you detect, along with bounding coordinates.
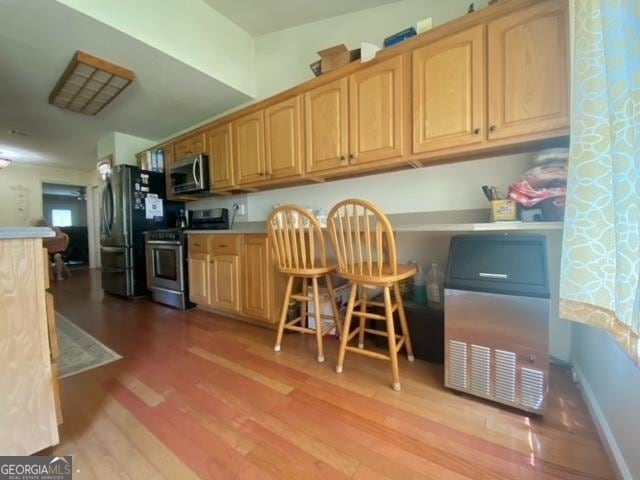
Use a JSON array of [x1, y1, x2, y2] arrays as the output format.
[[100, 164, 182, 298]]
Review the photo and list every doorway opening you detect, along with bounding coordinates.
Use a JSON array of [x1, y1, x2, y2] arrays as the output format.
[[42, 182, 90, 268]]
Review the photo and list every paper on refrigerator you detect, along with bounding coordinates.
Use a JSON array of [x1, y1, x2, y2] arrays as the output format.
[[145, 194, 163, 219]]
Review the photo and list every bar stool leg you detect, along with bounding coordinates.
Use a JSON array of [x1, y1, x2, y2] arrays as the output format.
[[311, 277, 325, 363], [394, 282, 414, 362], [300, 277, 309, 329], [336, 282, 358, 374], [357, 286, 367, 349], [384, 285, 401, 391], [325, 273, 343, 338], [274, 275, 294, 352]]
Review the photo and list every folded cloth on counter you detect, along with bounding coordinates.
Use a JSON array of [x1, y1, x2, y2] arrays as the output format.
[[509, 180, 566, 207], [522, 165, 567, 189]]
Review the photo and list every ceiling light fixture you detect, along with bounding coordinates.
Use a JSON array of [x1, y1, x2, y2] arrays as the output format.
[[49, 51, 134, 116], [0, 158, 12, 170]]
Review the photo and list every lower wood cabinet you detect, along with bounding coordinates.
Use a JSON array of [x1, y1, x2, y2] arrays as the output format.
[[188, 234, 281, 325], [241, 235, 271, 322], [210, 254, 240, 312], [188, 252, 210, 305]]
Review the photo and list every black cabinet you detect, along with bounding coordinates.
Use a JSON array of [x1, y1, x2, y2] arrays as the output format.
[[370, 298, 444, 364]]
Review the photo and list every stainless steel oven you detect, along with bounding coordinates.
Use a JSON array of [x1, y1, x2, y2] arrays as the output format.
[[170, 154, 209, 195], [144, 230, 192, 309]]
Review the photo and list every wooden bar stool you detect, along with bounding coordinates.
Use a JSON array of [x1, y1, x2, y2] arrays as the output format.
[[267, 205, 342, 363], [327, 199, 415, 391]]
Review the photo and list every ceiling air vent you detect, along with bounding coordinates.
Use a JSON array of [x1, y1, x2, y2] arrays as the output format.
[[49, 51, 134, 116]]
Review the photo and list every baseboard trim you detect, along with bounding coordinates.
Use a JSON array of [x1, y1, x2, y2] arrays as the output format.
[[572, 363, 632, 480]]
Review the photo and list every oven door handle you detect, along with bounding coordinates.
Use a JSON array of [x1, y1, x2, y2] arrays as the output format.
[[146, 240, 181, 246]]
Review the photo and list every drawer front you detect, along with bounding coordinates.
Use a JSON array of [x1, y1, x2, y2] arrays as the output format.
[[188, 235, 209, 253], [210, 235, 241, 255]]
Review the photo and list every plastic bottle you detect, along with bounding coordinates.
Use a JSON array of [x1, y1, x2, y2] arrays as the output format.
[[427, 262, 445, 309], [410, 261, 427, 304]]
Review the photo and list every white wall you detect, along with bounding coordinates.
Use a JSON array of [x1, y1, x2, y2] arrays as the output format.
[[572, 324, 640, 480], [57, 0, 256, 97], [97, 132, 155, 166], [255, 0, 472, 99], [0, 163, 93, 227], [193, 153, 533, 221]]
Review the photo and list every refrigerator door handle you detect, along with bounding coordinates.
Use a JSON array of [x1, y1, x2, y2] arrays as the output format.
[[107, 180, 114, 232], [101, 185, 111, 235], [101, 246, 125, 253], [101, 266, 125, 273]]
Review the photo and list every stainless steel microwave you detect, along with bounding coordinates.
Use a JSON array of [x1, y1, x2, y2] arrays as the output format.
[[170, 154, 209, 194]]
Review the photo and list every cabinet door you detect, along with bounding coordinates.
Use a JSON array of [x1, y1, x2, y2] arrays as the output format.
[[265, 96, 304, 180], [242, 235, 271, 322], [349, 55, 406, 165], [206, 123, 234, 191], [413, 26, 485, 153], [233, 111, 266, 185], [188, 253, 210, 305], [210, 255, 240, 312], [175, 133, 206, 159], [487, 0, 569, 140], [305, 78, 349, 173]]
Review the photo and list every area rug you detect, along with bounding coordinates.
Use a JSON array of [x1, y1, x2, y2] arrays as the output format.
[[56, 313, 122, 378]]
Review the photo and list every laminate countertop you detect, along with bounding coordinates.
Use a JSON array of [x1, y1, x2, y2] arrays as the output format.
[[185, 209, 563, 235], [0, 227, 55, 240]]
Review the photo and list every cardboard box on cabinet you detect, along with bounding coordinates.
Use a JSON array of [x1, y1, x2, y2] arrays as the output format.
[[310, 44, 361, 76]]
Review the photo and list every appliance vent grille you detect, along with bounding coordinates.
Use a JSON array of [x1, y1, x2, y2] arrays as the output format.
[[521, 367, 545, 410], [448, 340, 467, 390], [494, 349, 517, 403], [470, 345, 491, 396]]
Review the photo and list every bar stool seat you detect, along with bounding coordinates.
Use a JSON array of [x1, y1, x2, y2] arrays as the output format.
[[267, 205, 342, 363], [327, 199, 415, 391], [337, 264, 416, 284]]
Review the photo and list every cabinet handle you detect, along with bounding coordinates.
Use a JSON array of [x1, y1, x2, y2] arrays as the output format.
[[489, 125, 497, 132], [340, 156, 346, 161], [474, 128, 481, 135], [218, 245, 228, 248]]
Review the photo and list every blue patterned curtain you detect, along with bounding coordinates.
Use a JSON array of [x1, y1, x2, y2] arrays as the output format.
[[560, 0, 640, 364]]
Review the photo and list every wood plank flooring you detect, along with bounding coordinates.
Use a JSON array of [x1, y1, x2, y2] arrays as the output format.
[[42, 269, 614, 479]]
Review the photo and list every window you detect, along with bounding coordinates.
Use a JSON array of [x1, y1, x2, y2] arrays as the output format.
[[51, 209, 72, 227]]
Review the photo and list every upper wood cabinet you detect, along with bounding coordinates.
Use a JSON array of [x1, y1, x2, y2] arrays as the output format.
[[349, 55, 407, 165], [154, 0, 570, 193], [265, 96, 304, 180], [206, 123, 234, 191], [487, 0, 569, 140], [234, 111, 266, 185], [210, 254, 240, 312], [174, 132, 206, 160], [162, 144, 192, 202], [413, 25, 485, 153], [305, 78, 349, 174], [242, 235, 272, 322]]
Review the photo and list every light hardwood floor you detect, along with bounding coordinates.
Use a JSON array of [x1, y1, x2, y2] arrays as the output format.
[[42, 269, 614, 479]]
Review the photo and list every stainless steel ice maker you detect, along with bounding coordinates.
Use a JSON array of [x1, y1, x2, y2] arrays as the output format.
[[444, 234, 550, 414]]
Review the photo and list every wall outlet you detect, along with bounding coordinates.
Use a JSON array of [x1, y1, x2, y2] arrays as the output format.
[[237, 203, 246, 216]]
